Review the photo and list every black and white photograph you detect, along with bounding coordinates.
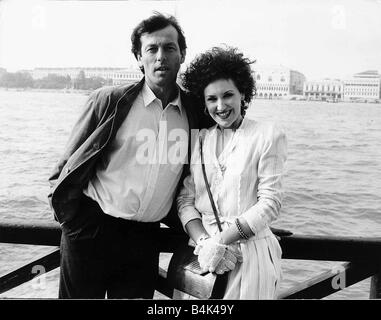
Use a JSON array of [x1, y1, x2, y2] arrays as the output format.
[[0, 0, 380, 304]]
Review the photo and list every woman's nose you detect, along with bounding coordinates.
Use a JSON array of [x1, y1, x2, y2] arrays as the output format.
[[216, 99, 224, 110]]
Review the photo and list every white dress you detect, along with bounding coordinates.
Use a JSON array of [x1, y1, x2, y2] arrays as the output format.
[[177, 117, 287, 299]]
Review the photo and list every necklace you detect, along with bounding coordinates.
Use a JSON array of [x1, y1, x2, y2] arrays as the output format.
[[217, 117, 244, 174], [217, 129, 231, 174]]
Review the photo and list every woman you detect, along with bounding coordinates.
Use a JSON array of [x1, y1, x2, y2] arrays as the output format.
[[177, 46, 287, 299]]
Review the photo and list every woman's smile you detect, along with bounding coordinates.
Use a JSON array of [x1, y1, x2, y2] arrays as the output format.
[[204, 78, 244, 129], [215, 109, 232, 119]]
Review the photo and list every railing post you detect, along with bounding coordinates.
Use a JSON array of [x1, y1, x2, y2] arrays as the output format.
[[370, 266, 381, 299]]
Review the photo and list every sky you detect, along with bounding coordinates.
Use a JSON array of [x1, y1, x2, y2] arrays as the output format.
[[1, 0, 381, 80]]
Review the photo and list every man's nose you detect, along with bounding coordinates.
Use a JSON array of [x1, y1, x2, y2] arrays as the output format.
[[156, 47, 166, 61]]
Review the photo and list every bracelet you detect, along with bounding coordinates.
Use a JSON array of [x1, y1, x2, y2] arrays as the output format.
[[235, 218, 250, 240]]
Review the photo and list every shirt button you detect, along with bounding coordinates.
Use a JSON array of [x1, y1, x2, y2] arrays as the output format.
[[65, 167, 70, 174], [93, 142, 100, 150]]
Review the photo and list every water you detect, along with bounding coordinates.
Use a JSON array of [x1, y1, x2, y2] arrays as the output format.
[[0, 89, 380, 299]]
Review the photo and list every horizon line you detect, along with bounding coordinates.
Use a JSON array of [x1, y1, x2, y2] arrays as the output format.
[[2, 65, 380, 82]]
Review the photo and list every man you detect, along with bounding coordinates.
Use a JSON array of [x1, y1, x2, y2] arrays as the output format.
[[48, 13, 205, 299]]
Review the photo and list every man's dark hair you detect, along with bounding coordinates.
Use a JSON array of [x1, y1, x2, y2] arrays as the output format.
[[131, 12, 187, 59]]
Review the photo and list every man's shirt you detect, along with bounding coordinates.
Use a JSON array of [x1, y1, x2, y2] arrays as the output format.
[[84, 82, 189, 222]]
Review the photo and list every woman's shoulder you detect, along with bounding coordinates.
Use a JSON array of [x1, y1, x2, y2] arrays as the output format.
[[244, 118, 283, 134], [244, 119, 286, 145]]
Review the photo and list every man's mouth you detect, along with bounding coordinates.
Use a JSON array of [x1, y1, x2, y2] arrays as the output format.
[[155, 66, 170, 72], [216, 110, 232, 119]]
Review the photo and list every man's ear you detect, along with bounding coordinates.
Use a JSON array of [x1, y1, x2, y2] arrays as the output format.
[[180, 50, 186, 64], [136, 53, 143, 68]]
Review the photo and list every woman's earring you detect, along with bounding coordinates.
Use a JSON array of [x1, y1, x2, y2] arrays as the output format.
[[241, 100, 246, 116]]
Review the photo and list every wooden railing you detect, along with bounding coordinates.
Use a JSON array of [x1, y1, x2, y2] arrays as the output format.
[[0, 219, 380, 299]]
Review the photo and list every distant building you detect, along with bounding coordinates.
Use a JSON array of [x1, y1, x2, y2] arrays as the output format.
[[303, 79, 344, 101], [29, 67, 143, 85], [253, 66, 306, 99], [111, 69, 143, 85], [343, 70, 381, 102]]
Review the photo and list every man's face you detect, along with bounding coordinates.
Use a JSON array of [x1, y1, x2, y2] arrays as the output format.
[[137, 25, 185, 90]]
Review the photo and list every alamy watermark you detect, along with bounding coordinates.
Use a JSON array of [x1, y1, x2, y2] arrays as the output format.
[[331, 265, 346, 290], [133, 122, 244, 166], [31, 264, 46, 290]]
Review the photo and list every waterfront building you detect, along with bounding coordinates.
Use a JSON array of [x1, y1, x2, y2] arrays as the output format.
[[253, 65, 306, 99], [111, 69, 143, 85], [343, 70, 381, 102], [303, 79, 344, 102], [29, 67, 143, 85]]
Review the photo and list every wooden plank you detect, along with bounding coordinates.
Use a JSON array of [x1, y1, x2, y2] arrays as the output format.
[[280, 234, 381, 262], [279, 261, 379, 299], [156, 267, 174, 298], [0, 219, 292, 249], [0, 219, 61, 246], [1, 225, 380, 300], [1, 218, 381, 262], [0, 248, 60, 294], [0, 219, 188, 250], [370, 267, 381, 299]]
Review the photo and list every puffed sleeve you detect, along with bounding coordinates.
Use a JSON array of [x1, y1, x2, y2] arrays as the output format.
[[176, 130, 206, 229], [241, 124, 287, 234]]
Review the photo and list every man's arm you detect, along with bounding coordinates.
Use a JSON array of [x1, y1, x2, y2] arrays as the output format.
[[47, 89, 110, 204]]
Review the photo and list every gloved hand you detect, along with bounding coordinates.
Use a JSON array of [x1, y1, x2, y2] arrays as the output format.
[[194, 236, 227, 273], [214, 245, 243, 274], [227, 244, 243, 263]]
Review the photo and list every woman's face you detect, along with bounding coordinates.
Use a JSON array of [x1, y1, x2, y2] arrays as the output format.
[[204, 78, 244, 129]]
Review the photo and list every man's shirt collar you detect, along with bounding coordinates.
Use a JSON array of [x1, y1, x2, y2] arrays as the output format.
[[142, 82, 183, 115]]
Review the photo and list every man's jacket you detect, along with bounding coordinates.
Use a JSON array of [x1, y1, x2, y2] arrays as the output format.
[[48, 78, 208, 230]]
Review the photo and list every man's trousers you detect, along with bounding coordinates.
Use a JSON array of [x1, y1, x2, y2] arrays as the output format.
[[58, 194, 160, 299]]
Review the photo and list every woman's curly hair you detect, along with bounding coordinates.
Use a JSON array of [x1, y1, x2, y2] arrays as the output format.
[[182, 46, 256, 116]]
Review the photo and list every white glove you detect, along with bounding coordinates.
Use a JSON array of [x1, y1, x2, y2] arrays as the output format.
[[227, 244, 243, 263], [214, 245, 243, 274], [194, 236, 227, 273]]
